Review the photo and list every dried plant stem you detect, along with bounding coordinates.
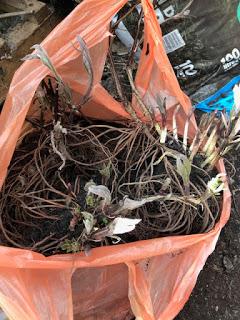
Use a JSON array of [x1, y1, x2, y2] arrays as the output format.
[[126, 67, 153, 121]]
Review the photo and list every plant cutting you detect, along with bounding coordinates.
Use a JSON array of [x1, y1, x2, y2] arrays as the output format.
[[0, 1, 233, 319], [0, 36, 236, 256]]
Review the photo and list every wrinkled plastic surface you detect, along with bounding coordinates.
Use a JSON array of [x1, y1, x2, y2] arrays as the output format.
[[0, 1, 231, 319], [158, 0, 240, 107]]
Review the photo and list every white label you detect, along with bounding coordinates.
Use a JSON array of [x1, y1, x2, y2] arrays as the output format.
[[163, 5, 175, 18], [221, 48, 240, 72], [163, 29, 186, 54], [155, 5, 175, 24], [174, 60, 198, 78]]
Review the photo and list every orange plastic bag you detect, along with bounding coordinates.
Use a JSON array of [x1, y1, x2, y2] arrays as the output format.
[[0, 1, 231, 319]]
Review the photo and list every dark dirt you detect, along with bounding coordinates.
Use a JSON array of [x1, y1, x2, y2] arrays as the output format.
[[41, 0, 77, 17], [175, 154, 240, 320]]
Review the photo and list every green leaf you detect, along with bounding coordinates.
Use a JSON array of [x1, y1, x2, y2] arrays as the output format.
[[207, 174, 225, 195], [101, 217, 109, 225], [75, 205, 81, 215], [99, 162, 111, 178], [86, 194, 96, 208], [61, 239, 80, 253]]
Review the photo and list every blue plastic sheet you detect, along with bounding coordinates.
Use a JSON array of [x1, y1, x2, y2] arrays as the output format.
[[195, 75, 240, 113]]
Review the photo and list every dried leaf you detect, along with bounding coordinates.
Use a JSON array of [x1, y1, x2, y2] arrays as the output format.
[[161, 177, 171, 191], [50, 121, 69, 171], [22, 53, 38, 61], [54, 121, 67, 135], [189, 112, 216, 162], [22, 44, 62, 83], [91, 227, 109, 241], [220, 111, 228, 130], [109, 217, 141, 235], [156, 95, 167, 122], [126, 67, 153, 120], [155, 123, 162, 136], [116, 194, 170, 214], [153, 151, 172, 166], [85, 182, 111, 205], [76, 35, 94, 104], [201, 150, 219, 169], [120, 197, 148, 211], [203, 126, 217, 154], [156, 96, 167, 139], [23, 44, 72, 105], [160, 127, 167, 144], [84, 180, 95, 191], [69, 216, 78, 232], [172, 104, 180, 142], [183, 109, 194, 151], [176, 155, 191, 191], [109, 235, 122, 244], [81, 211, 94, 235], [69, 206, 81, 231], [230, 116, 240, 138]]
